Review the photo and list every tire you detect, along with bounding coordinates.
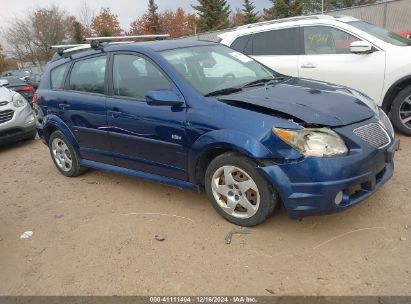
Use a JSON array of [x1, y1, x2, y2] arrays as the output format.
[[390, 85, 411, 136], [48, 130, 84, 177], [205, 152, 279, 226]]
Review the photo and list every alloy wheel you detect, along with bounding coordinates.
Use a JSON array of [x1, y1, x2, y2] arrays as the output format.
[[211, 165, 260, 219], [51, 138, 72, 172], [399, 94, 411, 130]]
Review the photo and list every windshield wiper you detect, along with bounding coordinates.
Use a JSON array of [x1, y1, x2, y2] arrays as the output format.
[[242, 76, 288, 88], [204, 87, 242, 97]]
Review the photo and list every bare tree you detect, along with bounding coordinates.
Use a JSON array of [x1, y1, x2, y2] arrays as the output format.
[[3, 6, 74, 66], [78, 0, 95, 37]]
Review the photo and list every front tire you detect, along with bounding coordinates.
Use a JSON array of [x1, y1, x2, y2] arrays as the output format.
[[48, 130, 83, 177], [390, 85, 411, 136], [205, 152, 279, 226]]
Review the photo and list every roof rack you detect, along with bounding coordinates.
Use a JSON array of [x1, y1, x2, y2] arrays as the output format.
[[235, 14, 333, 30], [51, 34, 171, 56]]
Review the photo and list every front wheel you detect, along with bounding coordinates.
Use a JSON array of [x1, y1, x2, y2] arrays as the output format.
[[390, 85, 411, 136], [205, 152, 279, 226]]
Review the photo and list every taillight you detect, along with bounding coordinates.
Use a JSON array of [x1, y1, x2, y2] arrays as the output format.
[[21, 86, 35, 92], [33, 94, 38, 108]]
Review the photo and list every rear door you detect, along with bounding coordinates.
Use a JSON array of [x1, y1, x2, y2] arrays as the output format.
[[106, 53, 188, 180], [57, 55, 113, 164], [298, 25, 386, 103], [249, 27, 301, 77]]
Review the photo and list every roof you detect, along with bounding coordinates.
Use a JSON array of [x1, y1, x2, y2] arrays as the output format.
[[129, 39, 217, 51], [50, 39, 217, 63], [218, 14, 360, 40]]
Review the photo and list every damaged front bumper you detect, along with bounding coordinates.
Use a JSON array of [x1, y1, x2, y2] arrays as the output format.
[[258, 133, 399, 220]]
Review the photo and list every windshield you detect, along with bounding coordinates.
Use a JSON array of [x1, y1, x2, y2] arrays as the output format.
[[348, 21, 411, 46], [160, 44, 281, 96]]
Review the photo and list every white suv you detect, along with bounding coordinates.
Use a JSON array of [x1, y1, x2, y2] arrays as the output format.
[[219, 15, 411, 135]]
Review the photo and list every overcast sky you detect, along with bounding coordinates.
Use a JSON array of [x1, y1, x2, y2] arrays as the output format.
[[0, 0, 271, 30]]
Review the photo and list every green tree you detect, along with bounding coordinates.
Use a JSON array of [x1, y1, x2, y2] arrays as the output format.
[[73, 21, 84, 43], [192, 0, 231, 32], [242, 0, 259, 24], [147, 0, 161, 33], [264, 0, 303, 20], [99, 27, 112, 37]]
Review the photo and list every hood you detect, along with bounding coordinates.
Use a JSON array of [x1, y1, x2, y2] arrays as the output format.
[[219, 77, 375, 127], [0, 87, 13, 101]]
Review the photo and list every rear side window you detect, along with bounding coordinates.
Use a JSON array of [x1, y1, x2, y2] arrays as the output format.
[[69, 56, 107, 94], [231, 35, 253, 55], [112, 54, 170, 100], [50, 63, 69, 89], [252, 28, 300, 55]]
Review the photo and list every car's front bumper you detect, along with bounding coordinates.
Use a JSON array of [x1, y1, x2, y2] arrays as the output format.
[[0, 104, 36, 146], [258, 129, 399, 219]]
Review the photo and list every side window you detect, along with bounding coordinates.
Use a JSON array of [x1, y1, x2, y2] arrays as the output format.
[[231, 35, 252, 55], [69, 56, 107, 94], [331, 28, 361, 54], [113, 54, 170, 100], [303, 26, 360, 55], [50, 63, 69, 89], [252, 28, 300, 55]]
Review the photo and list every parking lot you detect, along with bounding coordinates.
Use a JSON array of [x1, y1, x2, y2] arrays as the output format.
[[0, 133, 409, 295]]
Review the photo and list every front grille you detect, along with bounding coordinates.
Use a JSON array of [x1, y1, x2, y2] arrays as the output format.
[[353, 123, 390, 148], [0, 109, 14, 124], [0, 101, 8, 106]]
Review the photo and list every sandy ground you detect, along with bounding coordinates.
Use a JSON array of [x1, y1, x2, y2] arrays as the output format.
[[0, 134, 410, 296]]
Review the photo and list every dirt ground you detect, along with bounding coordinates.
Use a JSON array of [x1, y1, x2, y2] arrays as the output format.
[[0, 134, 410, 296]]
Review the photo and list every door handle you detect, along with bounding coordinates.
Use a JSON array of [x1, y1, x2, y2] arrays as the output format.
[[108, 110, 122, 118], [58, 103, 70, 109], [300, 63, 317, 69]]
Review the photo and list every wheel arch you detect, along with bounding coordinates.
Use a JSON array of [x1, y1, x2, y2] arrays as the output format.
[[41, 115, 79, 148], [382, 75, 411, 113], [188, 130, 274, 186]]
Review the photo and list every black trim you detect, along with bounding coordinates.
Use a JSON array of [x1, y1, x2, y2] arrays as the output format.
[[382, 75, 411, 112]]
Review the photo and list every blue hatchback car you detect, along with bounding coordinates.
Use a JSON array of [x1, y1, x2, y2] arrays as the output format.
[[35, 40, 399, 226]]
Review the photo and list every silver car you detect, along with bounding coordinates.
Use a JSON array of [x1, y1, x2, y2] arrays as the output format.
[[0, 79, 36, 146]]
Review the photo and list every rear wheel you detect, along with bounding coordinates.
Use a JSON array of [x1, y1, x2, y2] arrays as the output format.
[[205, 152, 278, 226], [391, 85, 411, 136], [49, 131, 84, 177]]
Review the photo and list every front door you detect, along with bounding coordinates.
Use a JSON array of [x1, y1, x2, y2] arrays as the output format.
[[106, 53, 188, 180], [298, 25, 386, 103]]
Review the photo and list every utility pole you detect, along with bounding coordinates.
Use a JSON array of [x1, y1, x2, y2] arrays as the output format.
[[322, 0, 324, 14]]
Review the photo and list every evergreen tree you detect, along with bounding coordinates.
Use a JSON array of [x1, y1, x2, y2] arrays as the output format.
[[73, 21, 84, 43], [264, 0, 304, 20], [147, 0, 161, 33], [242, 0, 259, 24], [192, 0, 231, 32], [99, 27, 112, 37]]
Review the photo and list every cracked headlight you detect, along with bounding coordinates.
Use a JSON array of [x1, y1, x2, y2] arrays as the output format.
[[273, 127, 348, 157], [379, 108, 394, 138], [12, 93, 27, 108]]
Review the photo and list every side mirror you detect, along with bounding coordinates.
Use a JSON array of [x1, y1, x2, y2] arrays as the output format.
[[0, 79, 9, 87], [350, 41, 373, 54], [145, 90, 184, 107]]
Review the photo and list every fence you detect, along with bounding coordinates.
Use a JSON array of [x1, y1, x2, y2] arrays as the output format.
[[328, 0, 411, 32]]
